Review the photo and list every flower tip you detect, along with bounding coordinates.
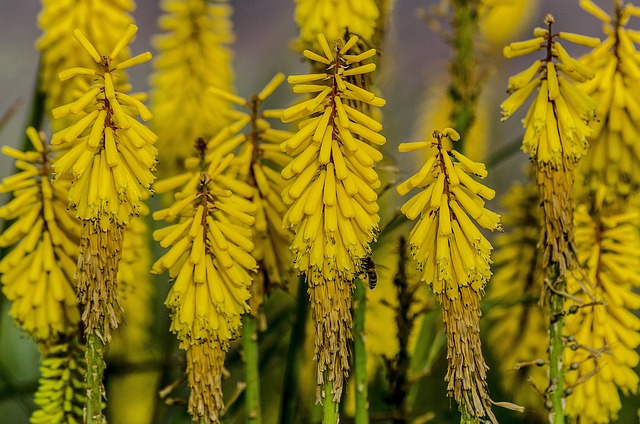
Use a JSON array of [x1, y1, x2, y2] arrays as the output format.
[[443, 128, 460, 141]]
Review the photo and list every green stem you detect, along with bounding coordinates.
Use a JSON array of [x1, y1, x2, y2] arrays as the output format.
[[85, 331, 106, 424], [279, 274, 309, 424], [243, 314, 263, 424], [548, 266, 566, 424], [354, 279, 369, 424], [322, 380, 339, 424], [449, 0, 480, 147]]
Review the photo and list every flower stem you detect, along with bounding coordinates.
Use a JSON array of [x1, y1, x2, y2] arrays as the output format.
[[279, 275, 309, 424], [449, 0, 480, 144], [353, 278, 368, 424], [243, 313, 262, 424], [547, 265, 566, 424], [322, 380, 339, 424], [85, 331, 106, 424]]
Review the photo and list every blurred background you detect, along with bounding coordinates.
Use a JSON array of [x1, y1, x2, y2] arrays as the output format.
[[0, 1, 630, 423]]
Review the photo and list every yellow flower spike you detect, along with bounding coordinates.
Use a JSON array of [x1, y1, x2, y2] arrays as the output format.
[[502, 16, 600, 273], [398, 129, 500, 422], [564, 203, 640, 423], [30, 338, 87, 424], [295, 0, 379, 53], [0, 128, 81, 342], [151, 0, 235, 172], [281, 33, 384, 402], [578, 1, 640, 202], [257, 72, 285, 101]]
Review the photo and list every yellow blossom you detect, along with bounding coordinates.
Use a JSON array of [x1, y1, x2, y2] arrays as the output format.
[[564, 203, 640, 423], [281, 33, 385, 401], [577, 0, 640, 202], [151, 0, 235, 173], [50, 24, 156, 341], [501, 15, 599, 276], [30, 337, 87, 424], [397, 128, 501, 421], [0, 128, 80, 342], [295, 0, 379, 52], [152, 153, 257, 423]]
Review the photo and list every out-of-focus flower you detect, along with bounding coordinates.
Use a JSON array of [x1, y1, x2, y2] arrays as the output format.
[[151, 0, 235, 173], [295, 0, 379, 51], [0, 128, 80, 342], [397, 128, 501, 421], [478, 0, 540, 48], [51, 24, 156, 339], [281, 33, 385, 401], [485, 180, 547, 415], [578, 0, 640, 203], [564, 203, 640, 423], [30, 337, 87, 424], [37, 0, 134, 131]]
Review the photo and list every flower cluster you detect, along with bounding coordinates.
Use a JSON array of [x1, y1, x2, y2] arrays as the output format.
[[208, 74, 294, 310], [152, 0, 235, 172], [152, 153, 257, 423], [501, 15, 599, 276], [0, 128, 80, 342], [294, 0, 379, 51], [50, 25, 156, 339], [397, 128, 501, 421], [564, 204, 640, 423], [578, 0, 640, 202], [281, 33, 385, 401], [37, 0, 134, 131], [30, 337, 87, 424]]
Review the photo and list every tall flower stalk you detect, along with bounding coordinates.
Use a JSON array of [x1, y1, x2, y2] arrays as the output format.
[[397, 128, 501, 422], [280, 33, 385, 422], [501, 15, 599, 423], [50, 25, 155, 423], [152, 151, 258, 423]]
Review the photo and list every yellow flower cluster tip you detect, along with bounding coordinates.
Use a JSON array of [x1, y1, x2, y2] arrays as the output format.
[[152, 153, 257, 346], [397, 128, 500, 298], [564, 204, 640, 423], [578, 0, 640, 201], [501, 15, 599, 166], [0, 128, 80, 342], [51, 24, 156, 226]]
